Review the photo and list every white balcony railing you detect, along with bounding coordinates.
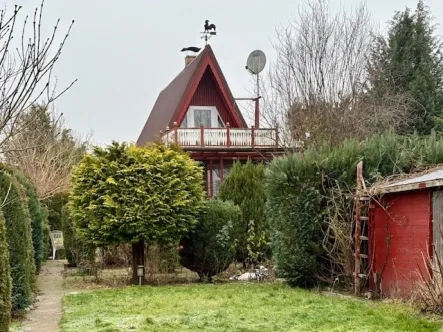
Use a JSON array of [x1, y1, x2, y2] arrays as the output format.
[[162, 126, 279, 149]]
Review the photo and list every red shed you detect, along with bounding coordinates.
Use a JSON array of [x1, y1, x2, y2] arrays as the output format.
[[368, 169, 443, 298]]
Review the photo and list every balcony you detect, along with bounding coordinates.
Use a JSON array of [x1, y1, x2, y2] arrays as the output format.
[[162, 125, 280, 150]]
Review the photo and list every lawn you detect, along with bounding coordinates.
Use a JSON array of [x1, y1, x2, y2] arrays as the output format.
[[61, 283, 442, 332]]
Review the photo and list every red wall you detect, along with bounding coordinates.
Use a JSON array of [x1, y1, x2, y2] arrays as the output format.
[[369, 190, 432, 298], [188, 67, 240, 127]]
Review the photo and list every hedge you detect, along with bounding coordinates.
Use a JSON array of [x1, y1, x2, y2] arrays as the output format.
[[0, 169, 35, 312], [266, 132, 443, 287], [14, 171, 46, 273], [0, 210, 11, 331], [179, 199, 241, 281]]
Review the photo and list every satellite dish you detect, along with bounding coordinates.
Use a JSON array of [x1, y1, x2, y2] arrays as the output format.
[[246, 50, 266, 75]]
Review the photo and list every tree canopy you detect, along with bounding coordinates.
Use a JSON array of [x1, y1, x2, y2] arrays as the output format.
[[368, 0, 443, 135], [69, 142, 204, 247]]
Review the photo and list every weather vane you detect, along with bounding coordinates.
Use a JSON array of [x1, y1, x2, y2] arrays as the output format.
[[201, 19, 216, 45]]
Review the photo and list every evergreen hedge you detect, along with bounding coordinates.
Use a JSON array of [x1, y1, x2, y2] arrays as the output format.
[[179, 200, 241, 281], [266, 132, 443, 287], [0, 169, 35, 312], [14, 171, 46, 273], [0, 210, 11, 331]]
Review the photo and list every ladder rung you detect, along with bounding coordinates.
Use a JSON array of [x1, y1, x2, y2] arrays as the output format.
[[353, 272, 368, 278], [354, 253, 368, 258], [360, 216, 369, 221], [360, 196, 370, 201], [360, 236, 369, 241]]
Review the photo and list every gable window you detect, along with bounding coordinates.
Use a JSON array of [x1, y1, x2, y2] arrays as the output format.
[[181, 106, 224, 128]]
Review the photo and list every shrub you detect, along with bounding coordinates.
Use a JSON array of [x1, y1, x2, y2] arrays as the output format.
[[62, 204, 92, 267], [0, 210, 11, 331], [266, 131, 443, 288], [43, 192, 69, 231], [179, 200, 241, 281], [219, 160, 268, 265], [14, 171, 46, 273], [0, 169, 35, 312]]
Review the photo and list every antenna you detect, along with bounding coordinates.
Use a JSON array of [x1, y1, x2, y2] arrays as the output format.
[[244, 50, 267, 128], [201, 20, 217, 45]]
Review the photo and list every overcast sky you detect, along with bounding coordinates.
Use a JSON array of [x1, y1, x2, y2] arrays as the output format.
[[5, 0, 443, 145]]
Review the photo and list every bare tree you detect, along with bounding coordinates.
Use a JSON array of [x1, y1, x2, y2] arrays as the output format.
[[0, 1, 76, 153], [261, 0, 412, 149], [3, 104, 88, 199]]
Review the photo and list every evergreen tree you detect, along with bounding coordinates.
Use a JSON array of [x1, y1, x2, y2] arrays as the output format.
[[219, 160, 268, 266], [368, 0, 443, 134], [0, 210, 11, 331]]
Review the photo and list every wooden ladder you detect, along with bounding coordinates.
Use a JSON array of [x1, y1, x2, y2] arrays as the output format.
[[354, 161, 371, 295]]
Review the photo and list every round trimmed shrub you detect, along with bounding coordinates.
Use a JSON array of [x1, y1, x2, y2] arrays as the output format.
[[0, 210, 11, 331], [179, 200, 241, 281], [0, 169, 35, 312], [14, 171, 46, 273]]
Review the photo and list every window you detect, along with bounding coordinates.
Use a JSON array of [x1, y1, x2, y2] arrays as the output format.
[[181, 106, 224, 128]]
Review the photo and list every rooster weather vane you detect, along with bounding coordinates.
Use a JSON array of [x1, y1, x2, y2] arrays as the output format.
[[201, 19, 217, 44], [181, 20, 217, 54]]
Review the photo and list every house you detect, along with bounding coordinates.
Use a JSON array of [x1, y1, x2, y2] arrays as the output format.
[[137, 45, 283, 196], [367, 169, 443, 298]]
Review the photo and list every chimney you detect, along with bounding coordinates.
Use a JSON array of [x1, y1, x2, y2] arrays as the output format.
[[185, 55, 196, 67]]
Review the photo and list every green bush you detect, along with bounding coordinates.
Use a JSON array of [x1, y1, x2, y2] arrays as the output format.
[[14, 171, 46, 273], [43, 192, 69, 231], [266, 132, 443, 287], [179, 200, 241, 281], [219, 160, 268, 265], [0, 169, 35, 312], [62, 204, 92, 267], [0, 210, 11, 331]]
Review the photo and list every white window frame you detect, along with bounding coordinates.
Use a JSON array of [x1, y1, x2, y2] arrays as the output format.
[[185, 106, 224, 128]]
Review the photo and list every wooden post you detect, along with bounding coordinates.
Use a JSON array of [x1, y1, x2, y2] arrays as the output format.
[[200, 124, 204, 147], [209, 159, 213, 198], [226, 122, 231, 147], [173, 121, 178, 145], [220, 158, 224, 182], [275, 126, 279, 147], [251, 125, 255, 147]]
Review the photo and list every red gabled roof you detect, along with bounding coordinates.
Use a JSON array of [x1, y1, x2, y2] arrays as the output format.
[[137, 45, 247, 146]]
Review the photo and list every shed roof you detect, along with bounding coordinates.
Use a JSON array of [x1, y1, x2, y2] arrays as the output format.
[[370, 167, 443, 194]]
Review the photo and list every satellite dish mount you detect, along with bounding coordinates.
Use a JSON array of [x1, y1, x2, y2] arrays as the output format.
[[236, 50, 267, 128], [201, 20, 217, 45]]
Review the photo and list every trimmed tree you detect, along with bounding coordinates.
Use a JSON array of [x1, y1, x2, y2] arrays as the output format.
[[219, 160, 268, 266], [69, 142, 204, 283], [0, 210, 11, 331], [179, 199, 241, 281], [14, 171, 46, 273], [0, 169, 35, 311]]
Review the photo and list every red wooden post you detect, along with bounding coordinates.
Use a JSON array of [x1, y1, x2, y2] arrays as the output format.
[[200, 124, 204, 147], [173, 121, 178, 145], [220, 158, 224, 182], [209, 159, 214, 198], [226, 122, 231, 147], [251, 125, 255, 148]]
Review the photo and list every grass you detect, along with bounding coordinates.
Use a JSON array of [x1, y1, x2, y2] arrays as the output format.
[[61, 283, 443, 332]]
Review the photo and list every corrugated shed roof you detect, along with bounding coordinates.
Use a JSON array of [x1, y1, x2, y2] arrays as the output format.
[[136, 45, 247, 146], [371, 167, 443, 194]]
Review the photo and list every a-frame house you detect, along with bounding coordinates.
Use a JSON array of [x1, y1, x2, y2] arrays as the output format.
[[137, 45, 282, 197]]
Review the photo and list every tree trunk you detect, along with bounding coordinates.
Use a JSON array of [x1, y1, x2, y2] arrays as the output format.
[[131, 240, 146, 285]]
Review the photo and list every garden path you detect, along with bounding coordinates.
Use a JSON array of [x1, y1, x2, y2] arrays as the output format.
[[22, 260, 65, 332]]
